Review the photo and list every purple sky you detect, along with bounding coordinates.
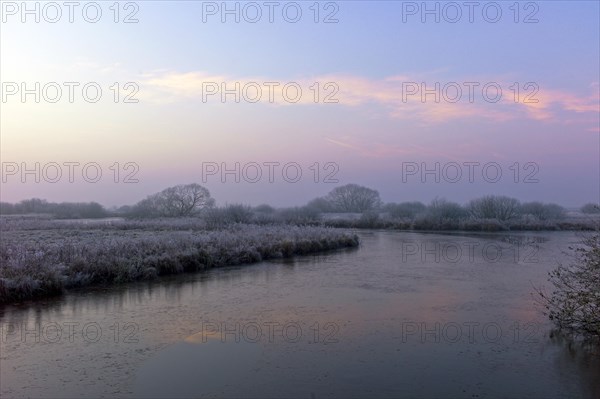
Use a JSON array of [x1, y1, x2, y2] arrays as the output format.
[[1, 1, 598, 207]]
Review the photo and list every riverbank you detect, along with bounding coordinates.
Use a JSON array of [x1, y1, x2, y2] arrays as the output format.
[[0, 218, 359, 303], [319, 213, 600, 231]]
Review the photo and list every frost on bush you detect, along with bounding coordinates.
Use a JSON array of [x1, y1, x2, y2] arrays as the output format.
[[537, 233, 600, 342]]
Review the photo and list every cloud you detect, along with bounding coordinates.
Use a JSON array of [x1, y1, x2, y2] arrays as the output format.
[[513, 86, 600, 121], [139, 70, 599, 126]]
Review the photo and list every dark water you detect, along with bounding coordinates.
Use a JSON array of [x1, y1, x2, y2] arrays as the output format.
[[1, 231, 599, 398]]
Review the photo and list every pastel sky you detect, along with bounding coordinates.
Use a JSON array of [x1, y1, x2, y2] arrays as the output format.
[[1, 1, 598, 208]]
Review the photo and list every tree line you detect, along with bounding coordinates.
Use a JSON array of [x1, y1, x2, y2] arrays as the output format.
[[1, 183, 599, 221]]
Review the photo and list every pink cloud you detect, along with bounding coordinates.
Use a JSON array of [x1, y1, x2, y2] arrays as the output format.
[[141, 71, 599, 127]]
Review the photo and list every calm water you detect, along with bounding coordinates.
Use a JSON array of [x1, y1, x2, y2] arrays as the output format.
[[1, 231, 598, 398]]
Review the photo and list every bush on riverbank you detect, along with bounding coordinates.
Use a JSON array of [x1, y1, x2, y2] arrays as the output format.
[[537, 233, 600, 343], [0, 221, 359, 303]]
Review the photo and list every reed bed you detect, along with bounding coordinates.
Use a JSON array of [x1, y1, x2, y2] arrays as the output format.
[[0, 218, 359, 303]]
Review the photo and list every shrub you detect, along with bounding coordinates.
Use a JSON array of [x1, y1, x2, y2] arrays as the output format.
[[520, 201, 566, 221], [581, 203, 600, 214], [467, 195, 520, 221], [359, 211, 381, 228], [460, 218, 508, 232], [537, 233, 600, 342], [222, 204, 254, 223], [202, 204, 253, 228], [427, 198, 466, 221], [412, 198, 466, 230]]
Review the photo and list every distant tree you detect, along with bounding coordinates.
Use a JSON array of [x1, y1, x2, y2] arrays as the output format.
[[253, 204, 275, 214], [427, 197, 466, 221], [133, 183, 214, 217], [467, 195, 520, 221], [0, 199, 107, 218], [543, 204, 566, 220], [520, 201, 566, 221], [383, 201, 426, 219], [324, 184, 382, 213], [17, 198, 49, 214], [52, 202, 107, 219], [306, 197, 335, 213], [115, 205, 133, 215], [0, 202, 15, 215], [581, 203, 600, 214]]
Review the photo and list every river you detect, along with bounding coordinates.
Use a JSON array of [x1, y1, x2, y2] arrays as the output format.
[[1, 230, 598, 398]]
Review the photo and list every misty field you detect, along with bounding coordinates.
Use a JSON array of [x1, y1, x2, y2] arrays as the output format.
[[0, 217, 359, 303]]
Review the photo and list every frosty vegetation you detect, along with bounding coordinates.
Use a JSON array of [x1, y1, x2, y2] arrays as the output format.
[[537, 233, 600, 344], [0, 219, 359, 303]]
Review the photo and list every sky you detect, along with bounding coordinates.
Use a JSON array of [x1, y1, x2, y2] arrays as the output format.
[[1, 0, 599, 208]]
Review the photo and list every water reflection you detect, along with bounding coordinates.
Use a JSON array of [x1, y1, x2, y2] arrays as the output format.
[[1, 231, 598, 398]]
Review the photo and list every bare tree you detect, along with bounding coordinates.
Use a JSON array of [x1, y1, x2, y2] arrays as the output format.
[[325, 184, 382, 212], [134, 183, 214, 217], [467, 195, 520, 221]]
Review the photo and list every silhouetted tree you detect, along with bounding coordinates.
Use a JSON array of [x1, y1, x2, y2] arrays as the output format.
[[324, 184, 382, 212], [133, 183, 214, 217]]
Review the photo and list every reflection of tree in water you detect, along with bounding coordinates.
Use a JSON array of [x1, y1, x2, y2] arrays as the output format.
[[550, 331, 600, 398]]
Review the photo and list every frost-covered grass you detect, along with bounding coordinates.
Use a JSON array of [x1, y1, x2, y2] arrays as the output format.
[[0, 217, 359, 303]]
